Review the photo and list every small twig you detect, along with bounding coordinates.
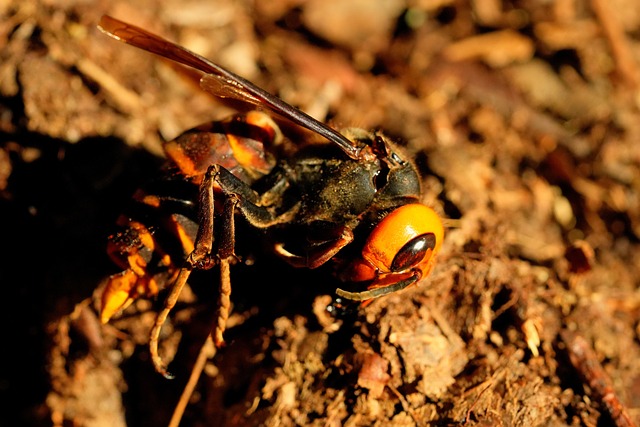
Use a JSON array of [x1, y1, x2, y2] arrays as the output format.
[[561, 329, 637, 427], [464, 382, 493, 425], [168, 257, 233, 427], [168, 335, 216, 427], [591, 0, 639, 87], [387, 385, 423, 427], [75, 57, 145, 114]]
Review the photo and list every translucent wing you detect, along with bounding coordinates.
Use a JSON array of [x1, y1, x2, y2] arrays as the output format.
[[198, 73, 262, 106], [98, 15, 366, 160]]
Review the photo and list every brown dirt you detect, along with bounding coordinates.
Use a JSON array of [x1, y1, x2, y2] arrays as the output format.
[[3, 0, 640, 426]]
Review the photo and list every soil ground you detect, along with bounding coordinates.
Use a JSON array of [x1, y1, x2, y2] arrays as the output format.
[[2, 0, 640, 426]]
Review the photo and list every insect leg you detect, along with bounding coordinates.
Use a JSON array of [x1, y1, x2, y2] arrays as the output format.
[[273, 225, 354, 269], [213, 194, 238, 347], [168, 196, 238, 427], [150, 165, 218, 378], [214, 165, 296, 228]]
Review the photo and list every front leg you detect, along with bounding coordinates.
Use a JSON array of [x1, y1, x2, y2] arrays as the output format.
[[214, 164, 297, 227], [273, 224, 354, 269]]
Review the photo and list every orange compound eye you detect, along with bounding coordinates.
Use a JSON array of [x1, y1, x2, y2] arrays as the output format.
[[363, 204, 444, 274]]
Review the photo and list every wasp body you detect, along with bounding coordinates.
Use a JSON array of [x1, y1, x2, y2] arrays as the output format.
[[98, 16, 444, 378]]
